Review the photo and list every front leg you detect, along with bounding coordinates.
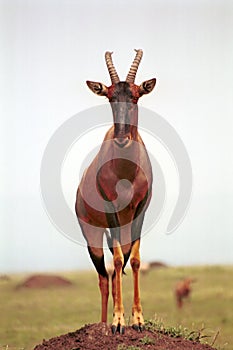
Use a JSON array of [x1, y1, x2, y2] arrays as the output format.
[[112, 239, 125, 334], [130, 239, 145, 331]]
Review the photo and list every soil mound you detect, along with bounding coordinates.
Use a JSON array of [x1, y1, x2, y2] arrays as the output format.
[[17, 274, 73, 289], [34, 322, 216, 350], [149, 261, 168, 269]]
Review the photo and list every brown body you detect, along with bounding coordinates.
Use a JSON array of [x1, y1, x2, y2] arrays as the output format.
[[175, 278, 194, 308], [75, 50, 156, 333]]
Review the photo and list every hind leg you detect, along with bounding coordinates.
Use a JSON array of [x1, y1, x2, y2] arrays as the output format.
[[111, 238, 125, 334], [109, 224, 132, 334], [130, 238, 144, 331], [88, 245, 109, 322], [79, 221, 109, 323], [130, 208, 147, 331]]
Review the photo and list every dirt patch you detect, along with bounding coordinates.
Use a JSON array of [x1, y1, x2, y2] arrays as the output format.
[[34, 323, 216, 350], [149, 261, 168, 269], [16, 274, 73, 289], [0, 274, 10, 281]]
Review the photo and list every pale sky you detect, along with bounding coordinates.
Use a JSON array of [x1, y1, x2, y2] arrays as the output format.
[[1, 0, 233, 272]]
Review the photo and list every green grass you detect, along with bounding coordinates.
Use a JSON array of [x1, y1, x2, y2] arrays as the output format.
[[144, 318, 209, 342], [0, 266, 232, 349], [140, 335, 155, 345]]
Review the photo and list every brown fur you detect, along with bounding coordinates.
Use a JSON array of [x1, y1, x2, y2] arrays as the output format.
[[75, 51, 156, 332], [175, 278, 195, 308]]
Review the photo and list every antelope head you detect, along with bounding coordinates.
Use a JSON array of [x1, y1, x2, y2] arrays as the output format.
[[87, 50, 156, 148]]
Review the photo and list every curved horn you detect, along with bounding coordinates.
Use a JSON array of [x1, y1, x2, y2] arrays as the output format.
[[126, 49, 143, 83], [105, 51, 120, 84]]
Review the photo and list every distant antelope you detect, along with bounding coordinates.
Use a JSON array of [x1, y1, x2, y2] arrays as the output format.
[[175, 278, 195, 308], [75, 50, 156, 334]]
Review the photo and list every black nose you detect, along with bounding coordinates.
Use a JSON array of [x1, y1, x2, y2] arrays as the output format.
[[114, 137, 130, 148]]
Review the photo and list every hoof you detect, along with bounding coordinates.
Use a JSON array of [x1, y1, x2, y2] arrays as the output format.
[[111, 324, 125, 334], [140, 324, 145, 332], [132, 324, 145, 332], [119, 325, 125, 334], [132, 324, 139, 331], [111, 325, 117, 334]]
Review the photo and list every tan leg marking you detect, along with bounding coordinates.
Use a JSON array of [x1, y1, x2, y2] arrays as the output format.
[[130, 239, 144, 330], [112, 239, 125, 333]]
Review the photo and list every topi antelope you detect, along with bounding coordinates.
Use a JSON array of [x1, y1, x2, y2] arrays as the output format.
[[175, 278, 196, 308], [75, 49, 156, 334]]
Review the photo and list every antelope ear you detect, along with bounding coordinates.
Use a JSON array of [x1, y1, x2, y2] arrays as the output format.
[[86, 81, 108, 96], [139, 78, 156, 96]]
